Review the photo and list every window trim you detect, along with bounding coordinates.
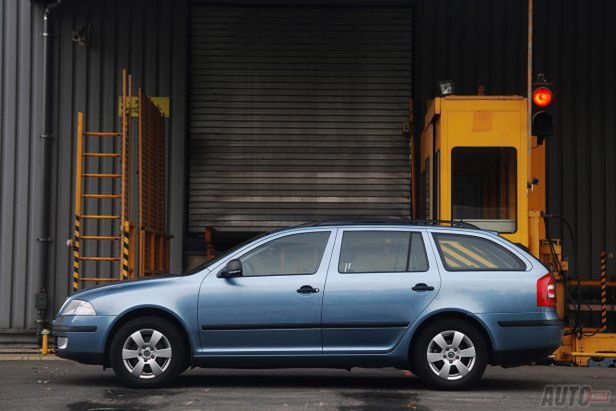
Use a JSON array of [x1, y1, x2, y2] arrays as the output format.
[[432, 232, 527, 272], [237, 231, 332, 278], [337, 230, 430, 274]]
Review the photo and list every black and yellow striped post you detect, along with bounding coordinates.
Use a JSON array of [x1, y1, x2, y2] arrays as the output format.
[[120, 70, 131, 282], [122, 220, 130, 280], [73, 215, 81, 292], [600, 250, 608, 333], [72, 112, 85, 292]]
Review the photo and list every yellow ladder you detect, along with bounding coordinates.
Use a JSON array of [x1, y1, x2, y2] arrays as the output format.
[[72, 71, 133, 291]]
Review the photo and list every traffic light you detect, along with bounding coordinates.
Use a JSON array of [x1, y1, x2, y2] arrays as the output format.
[[531, 74, 554, 143]]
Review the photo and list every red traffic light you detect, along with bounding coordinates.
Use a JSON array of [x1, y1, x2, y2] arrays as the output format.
[[532, 87, 553, 107]]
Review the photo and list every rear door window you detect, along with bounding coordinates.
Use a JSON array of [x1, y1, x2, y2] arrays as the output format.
[[432, 233, 526, 271], [338, 231, 429, 273]]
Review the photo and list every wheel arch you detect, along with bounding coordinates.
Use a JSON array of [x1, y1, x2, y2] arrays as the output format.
[[103, 306, 194, 369], [407, 310, 496, 370]]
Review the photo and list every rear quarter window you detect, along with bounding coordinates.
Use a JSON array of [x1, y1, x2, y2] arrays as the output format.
[[432, 233, 526, 271]]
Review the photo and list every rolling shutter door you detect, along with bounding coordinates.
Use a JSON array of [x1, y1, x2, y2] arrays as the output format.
[[189, 6, 412, 232]]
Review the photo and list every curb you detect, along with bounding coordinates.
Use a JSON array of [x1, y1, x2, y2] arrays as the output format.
[[0, 353, 65, 361]]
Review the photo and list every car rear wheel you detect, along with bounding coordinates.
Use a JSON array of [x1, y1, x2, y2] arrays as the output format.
[[412, 319, 488, 390], [110, 316, 186, 388]]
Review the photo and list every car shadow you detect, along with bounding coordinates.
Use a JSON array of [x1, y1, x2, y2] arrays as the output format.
[[58, 368, 545, 392]]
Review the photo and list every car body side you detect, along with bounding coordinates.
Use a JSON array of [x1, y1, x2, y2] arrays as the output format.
[[52, 225, 563, 369]]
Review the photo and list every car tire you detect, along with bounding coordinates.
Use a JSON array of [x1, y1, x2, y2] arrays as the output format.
[[110, 316, 186, 388], [412, 319, 488, 390]]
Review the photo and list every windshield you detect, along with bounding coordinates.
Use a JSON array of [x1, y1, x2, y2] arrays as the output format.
[[185, 231, 271, 275]]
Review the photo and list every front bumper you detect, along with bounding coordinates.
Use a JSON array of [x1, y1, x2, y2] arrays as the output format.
[[52, 315, 116, 365]]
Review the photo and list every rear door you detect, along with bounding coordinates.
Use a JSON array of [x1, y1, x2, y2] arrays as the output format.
[[322, 228, 441, 354]]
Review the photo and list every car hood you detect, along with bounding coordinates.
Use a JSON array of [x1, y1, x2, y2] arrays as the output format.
[[69, 274, 184, 302], [57, 273, 208, 317]]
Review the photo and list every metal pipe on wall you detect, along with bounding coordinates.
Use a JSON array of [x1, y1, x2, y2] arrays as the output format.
[[35, 0, 62, 340]]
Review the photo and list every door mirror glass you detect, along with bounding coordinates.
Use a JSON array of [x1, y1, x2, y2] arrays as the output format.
[[217, 259, 243, 278]]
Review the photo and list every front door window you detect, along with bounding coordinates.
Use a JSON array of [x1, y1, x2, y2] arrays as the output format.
[[239, 232, 330, 276]]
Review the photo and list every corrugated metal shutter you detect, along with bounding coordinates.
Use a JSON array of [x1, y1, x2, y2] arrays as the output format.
[[189, 6, 412, 232]]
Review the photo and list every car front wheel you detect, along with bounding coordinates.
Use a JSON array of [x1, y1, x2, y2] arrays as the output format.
[[412, 319, 488, 390], [110, 316, 186, 388]]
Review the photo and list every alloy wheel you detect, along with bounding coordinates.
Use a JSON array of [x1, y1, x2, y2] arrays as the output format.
[[121, 329, 173, 379], [426, 330, 476, 380]]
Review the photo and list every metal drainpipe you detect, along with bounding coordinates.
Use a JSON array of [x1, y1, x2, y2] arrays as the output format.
[[36, 0, 62, 342]]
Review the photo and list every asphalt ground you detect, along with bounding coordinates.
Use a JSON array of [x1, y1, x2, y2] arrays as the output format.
[[0, 361, 614, 410]]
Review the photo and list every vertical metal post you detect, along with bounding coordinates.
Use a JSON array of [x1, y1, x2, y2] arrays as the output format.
[[120, 70, 130, 281], [139, 230, 146, 277], [600, 251, 608, 332], [36, 1, 62, 335], [138, 88, 144, 276], [73, 113, 85, 291], [122, 221, 130, 281], [527, 0, 533, 178], [528, 210, 540, 258]]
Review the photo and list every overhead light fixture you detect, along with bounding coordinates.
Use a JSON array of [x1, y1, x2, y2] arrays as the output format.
[[438, 80, 455, 96]]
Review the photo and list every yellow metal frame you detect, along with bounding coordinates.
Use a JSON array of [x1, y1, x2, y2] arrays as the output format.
[[137, 88, 171, 277], [71, 69, 171, 290], [421, 96, 529, 245], [418, 95, 616, 365], [71, 70, 136, 290]]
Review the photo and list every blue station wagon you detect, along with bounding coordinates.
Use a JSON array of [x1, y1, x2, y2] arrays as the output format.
[[52, 221, 563, 389]]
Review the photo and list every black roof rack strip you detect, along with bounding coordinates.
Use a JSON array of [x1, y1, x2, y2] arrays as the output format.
[[295, 219, 479, 230]]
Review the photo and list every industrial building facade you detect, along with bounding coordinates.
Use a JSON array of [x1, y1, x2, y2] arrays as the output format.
[[1, 0, 614, 339]]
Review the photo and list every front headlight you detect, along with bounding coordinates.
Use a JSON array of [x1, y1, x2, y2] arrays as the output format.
[[61, 299, 96, 316]]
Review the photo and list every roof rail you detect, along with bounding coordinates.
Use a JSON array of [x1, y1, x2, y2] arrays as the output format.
[[295, 219, 480, 230]]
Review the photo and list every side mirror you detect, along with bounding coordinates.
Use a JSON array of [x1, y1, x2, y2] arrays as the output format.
[[217, 259, 243, 278]]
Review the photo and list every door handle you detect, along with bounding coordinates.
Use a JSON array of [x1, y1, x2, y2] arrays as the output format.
[[297, 285, 320, 294], [412, 283, 435, 292]]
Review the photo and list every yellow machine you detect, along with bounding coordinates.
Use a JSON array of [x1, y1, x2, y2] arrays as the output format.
[[416, 95, 616, 365]]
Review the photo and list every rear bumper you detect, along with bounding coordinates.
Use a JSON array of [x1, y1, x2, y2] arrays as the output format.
[[491, 347, 557, 367], [477, 312, 563, 365]]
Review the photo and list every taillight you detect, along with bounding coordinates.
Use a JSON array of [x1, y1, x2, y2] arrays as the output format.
[[537, 273, 556, 307]]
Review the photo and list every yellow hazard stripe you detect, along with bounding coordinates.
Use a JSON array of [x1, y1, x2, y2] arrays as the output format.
[[600, 251, 607, 331], [447, 241, 498, 269], [121, 223, 129, 280], [73, 215, 81, 291], [440, 242, 481, 268]]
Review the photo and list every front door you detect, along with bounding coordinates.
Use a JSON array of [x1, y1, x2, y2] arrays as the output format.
[[322, 228, 441, 354], [198, 229, 335, 355]]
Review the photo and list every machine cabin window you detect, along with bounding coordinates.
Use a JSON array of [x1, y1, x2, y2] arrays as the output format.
[[451, 147, 517, 233]]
